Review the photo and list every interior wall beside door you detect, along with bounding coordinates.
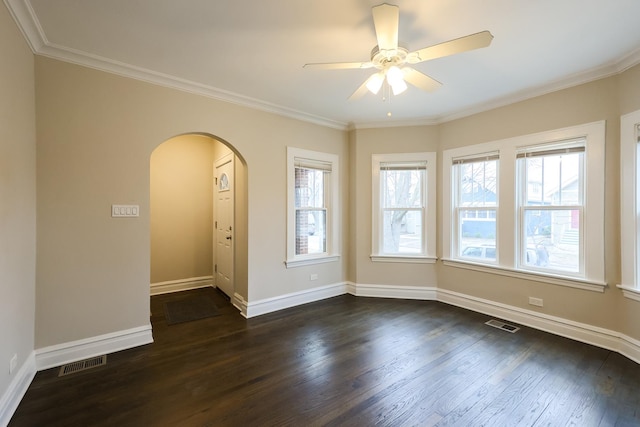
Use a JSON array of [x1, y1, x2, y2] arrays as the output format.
[[150, 134, 215, 285]]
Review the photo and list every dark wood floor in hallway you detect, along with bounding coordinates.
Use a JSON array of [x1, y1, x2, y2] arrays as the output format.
[[9, 288, 640, 426]]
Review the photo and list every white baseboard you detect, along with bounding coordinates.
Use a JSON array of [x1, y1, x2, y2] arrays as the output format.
[[351, 283, 437, 300], [243, 281, 639, 364], [0, 351, 36, 427], [619, 334, 640, 364], [437, 288, 640, 364], [35, 325, 154, 371], [150, 276, 214, 296], [246, 282, 348, 318], [233, 293, 248, 318], [151, 281, 638, 364]]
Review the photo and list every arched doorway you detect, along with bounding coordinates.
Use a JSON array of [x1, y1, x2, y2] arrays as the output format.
[[149, 133, 248, 312]]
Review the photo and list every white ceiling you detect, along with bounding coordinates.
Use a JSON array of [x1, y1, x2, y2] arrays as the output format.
[[7, 0, 640, 129]]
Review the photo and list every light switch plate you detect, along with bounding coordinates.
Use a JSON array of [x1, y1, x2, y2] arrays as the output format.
[[112, 205, 139, 217]]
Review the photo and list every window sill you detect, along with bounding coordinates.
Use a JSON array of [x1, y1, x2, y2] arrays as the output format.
[[617, 285, 640, 302], [285, 254, 340, 269], [370, 255, 437, 264], [441, 258, 607, 293]]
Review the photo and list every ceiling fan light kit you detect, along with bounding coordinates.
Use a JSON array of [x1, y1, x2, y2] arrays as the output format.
[[365, 72, 385, 94], [386, 66, 407, 95], [304, 3, 494, 105]]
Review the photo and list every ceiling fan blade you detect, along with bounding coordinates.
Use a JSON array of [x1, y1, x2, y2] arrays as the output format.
[[372, 3, 399, 51], [303, 61, 374, 70], [403, 68, 442, 92], [348, 74, 377, 100], [406, 31, 494, 64]]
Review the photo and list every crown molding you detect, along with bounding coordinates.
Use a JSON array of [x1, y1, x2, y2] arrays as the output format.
[[4, 0, 348, 131], [352, 49, 640, 130], [4, 0, 45, 51], [349, 116, 439, 130], [37, 42, 349, 130], [616, 45, 640, 73], [437, 60, 623, 124], [6, 0, 640, 131]]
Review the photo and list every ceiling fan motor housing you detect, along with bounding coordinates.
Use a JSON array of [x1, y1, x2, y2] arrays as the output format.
[[370, 44, 409, 70]]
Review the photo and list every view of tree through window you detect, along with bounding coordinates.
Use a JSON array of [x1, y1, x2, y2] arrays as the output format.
[[380, 163, 425, 254]]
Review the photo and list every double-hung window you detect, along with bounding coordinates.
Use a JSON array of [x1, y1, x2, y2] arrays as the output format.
[[453, 154, 499, 263], [371, 152, 436, 262], [286, 147, 339, 268], [442, 121, 605, 291], [517, 142, 584, 274], [619, 110, 640, 301]]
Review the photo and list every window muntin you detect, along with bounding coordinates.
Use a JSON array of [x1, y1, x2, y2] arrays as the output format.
[[518, 144, 584, 275], [454, 156, 498, 263]]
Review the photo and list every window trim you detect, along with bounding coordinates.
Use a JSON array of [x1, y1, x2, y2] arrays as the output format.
[[371, 152, 437, 262], [619, 109, 640, 300], [442, 121, 606, 290], [286, 147, 340, 268]]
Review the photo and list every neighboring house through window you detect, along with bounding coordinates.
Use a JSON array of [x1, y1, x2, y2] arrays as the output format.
[[517, 142, 584, 274], [442, 121, 605, 291], [453, 154, 499, 263]]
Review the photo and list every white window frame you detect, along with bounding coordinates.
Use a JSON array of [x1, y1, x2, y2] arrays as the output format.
[[516, 141, 586, 276], [371, 152, 437, 263], [442, 121, 606, 292], [286, 147, 340, 268], [619, 110, 640, 302]]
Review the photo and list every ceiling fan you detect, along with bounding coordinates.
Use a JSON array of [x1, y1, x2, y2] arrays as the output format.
[[304, 3, 493, 100]]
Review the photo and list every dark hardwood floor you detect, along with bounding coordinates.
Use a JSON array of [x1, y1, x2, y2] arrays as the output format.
[[9, 288, 640, 426]]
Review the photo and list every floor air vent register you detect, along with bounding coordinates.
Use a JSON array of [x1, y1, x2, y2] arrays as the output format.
[[58, 355, 107, 377], [485, 319, 520, 333]]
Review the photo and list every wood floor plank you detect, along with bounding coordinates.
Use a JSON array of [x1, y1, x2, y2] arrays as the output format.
[[8, 289, 640, 427]]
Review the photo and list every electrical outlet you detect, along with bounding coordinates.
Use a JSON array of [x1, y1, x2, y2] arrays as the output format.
[[310, 274, 318, 281], [529, 297, 543, 307], [9, 354, 17, 375]]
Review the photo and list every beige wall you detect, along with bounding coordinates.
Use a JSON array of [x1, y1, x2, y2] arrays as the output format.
[[0, 2, 36, 400], [34, 56, 347, 347], [350, 125, 439, 287], [150, 134, 214, 284], [6, 11, 640, 371], [437, 76, 622, 331], [618, 64, 640, 115], [31, 53, 640, 350]]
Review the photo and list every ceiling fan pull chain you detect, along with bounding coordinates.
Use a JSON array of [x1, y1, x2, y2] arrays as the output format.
[[387, 81, 393, 117]]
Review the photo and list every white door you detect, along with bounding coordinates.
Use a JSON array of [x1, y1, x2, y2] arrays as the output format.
[[214, 154, 234, 298]]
